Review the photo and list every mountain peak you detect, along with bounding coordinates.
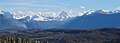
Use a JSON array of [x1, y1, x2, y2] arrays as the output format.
[[85, 9, 120, 15], [0, 11, 13, 19]]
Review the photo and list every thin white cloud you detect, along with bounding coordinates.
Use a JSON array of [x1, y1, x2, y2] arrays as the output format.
[[0, 0, 72, 11], [80, 6, 85, 9], [116, 7, 120, 10]]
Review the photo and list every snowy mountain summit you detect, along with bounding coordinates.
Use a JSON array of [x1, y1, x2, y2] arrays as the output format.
[[0, 10, 120, 29]]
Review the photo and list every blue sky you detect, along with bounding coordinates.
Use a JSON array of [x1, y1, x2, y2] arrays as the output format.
[[0, 0, 120, 12]]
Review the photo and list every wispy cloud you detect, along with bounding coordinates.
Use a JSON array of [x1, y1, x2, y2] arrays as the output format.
[[80, 6, 85, 9], [116, 7, 120, 10], [0, 0, 71, 11]]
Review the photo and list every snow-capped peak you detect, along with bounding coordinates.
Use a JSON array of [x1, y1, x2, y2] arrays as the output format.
[[1, 9, 120, 21], [95, 9, 110, 14], [85, 9, 120, 15], [0, 11, 13, 19]]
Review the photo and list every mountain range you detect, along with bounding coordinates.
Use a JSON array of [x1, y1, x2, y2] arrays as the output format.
[[0, 10, 120, 29]]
